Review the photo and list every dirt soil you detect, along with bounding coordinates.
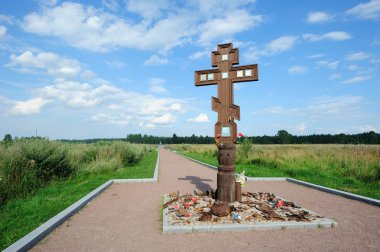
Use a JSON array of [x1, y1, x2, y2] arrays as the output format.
[[32, 146, 380, 252]]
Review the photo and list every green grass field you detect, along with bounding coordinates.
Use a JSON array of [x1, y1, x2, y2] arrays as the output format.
[[168, 143, 380, 200], [0, 140, 157, 250]]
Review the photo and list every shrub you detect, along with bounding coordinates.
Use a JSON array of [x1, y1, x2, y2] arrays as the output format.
[[67, 141, 149, 173], [115, 142, 145, 166], [82, 157, 121, 173], [0, 139, 74, 204]]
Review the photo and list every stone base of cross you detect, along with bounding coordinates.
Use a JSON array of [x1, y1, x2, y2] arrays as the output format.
[[194, 43, 258, 203]]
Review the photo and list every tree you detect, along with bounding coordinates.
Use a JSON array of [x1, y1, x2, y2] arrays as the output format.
[[172, 133, 178, 144], [3, 133, 13, 146], [276, 130, 292, 144], [367, 131, 377, 144]]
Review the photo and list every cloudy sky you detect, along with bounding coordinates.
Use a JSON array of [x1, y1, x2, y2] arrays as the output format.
[[0, 0, 379, 139]]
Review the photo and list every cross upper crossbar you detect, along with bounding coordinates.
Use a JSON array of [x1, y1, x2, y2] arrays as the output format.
[[194, 43, 259, 142]]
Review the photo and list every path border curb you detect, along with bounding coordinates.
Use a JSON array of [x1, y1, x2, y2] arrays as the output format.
[[174, 151, 380, 207], [285, 178, 380, 207], [4, 151, 160, 252], [173, 151, 218, 171]]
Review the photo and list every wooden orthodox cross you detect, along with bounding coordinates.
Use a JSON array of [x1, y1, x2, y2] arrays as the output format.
[[194, 43, 258, 203]]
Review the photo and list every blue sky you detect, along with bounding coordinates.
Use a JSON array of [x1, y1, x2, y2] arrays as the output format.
[[0, 0, 379, 139]]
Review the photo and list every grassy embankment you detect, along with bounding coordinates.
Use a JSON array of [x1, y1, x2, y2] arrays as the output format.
[[0, 139, 157, 250], [169, 143, 380, 200]]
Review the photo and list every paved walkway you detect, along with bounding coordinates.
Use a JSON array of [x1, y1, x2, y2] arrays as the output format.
[[33, 147, 380, 252]]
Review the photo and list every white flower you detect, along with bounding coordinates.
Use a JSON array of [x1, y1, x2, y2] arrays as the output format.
[[235, 171, 247, 187]]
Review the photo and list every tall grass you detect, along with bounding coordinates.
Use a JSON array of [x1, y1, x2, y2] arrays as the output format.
[[169, 144, 380, 199], [66, 141, 148, 172], [0, 139, 152, 205]]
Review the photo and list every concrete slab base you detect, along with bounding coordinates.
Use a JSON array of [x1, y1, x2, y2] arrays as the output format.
[[163, 218, 336, 234], [162, 196, 337, 234]]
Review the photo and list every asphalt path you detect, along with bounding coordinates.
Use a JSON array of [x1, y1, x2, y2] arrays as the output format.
[[32, 146, 380, 252]]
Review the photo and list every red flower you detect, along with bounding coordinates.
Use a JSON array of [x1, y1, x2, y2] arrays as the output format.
[[191, 197, 197, 203], [174, 204, 179, 209], [185, 213, 191, 218], [185, 202, 190, 208], [277, 200, 284, 208], [238, 133, 244, 138]]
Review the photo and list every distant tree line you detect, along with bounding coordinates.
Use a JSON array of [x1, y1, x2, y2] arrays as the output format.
[[251, 130, 379, 144], [3, 130, 380, 145], [58, 133, 215, 144]]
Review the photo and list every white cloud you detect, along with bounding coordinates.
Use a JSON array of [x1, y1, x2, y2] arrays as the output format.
[[37, 0, 58, 7], [372, 38, 380, 45], [307, 11, 332, 23], [108, 104, 121, 110], [346, 64, 361, 71], [294, 122, 307, 132], [346, 0, 380, 20], [126, 0, 169, 21], [288, 65, 307, 74], [149, 113, 175, 124], [261, 106, 300, 115], [371, 58, 380, 64], [14, 78, 185, 127], [356, 125, 378, 132], [149, 85, 167, 94], [307, 54, 324, 59], [265, 36, 298, 54], [188, 113, 209, 123], [307, 95, 364, 118], [342, 76, 371, 84], [0, 15, 14, 24], [102, 0, 119, 12], [11, 97, 51, 115], [258, 95, 365, 120], [21, 2, 195, 52], [194, 0, 257, 16], [105, 60, 125, 69], [329, 73, 341, 80], [7, 50, 81, 78], [303, 31, 352, 42], [0, 26, 6, 37], [346, 52, 370, 61], [148, 78, 168, 94], [170, 103, 182, 111], [327, 61, 339, 69], [90, 113, 132, 126], [189, 50, 209, 60], [21, 1, 263, 53], [317, 60, 339, 70], [244, 46, 261, 61], [4, 48, 185, 128], [38, 79, 119, 107], [198, 10, 263, 45], [245, 36, 298, 60], [144, 54, 168, 66]]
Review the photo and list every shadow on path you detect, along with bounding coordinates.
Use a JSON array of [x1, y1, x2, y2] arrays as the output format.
[[178, 176, 213, 192]]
